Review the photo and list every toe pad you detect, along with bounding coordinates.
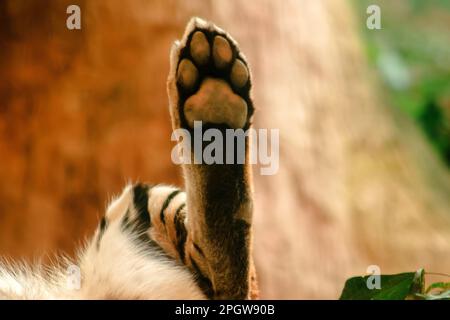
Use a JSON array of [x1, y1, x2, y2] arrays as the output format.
[[184, 78, 248, 129]]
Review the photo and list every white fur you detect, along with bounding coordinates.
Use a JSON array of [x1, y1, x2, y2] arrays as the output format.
[[0, 186, 205, 300]]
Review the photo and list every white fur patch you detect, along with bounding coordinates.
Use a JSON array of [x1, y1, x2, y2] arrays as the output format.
[[0, 185, 204, 300]]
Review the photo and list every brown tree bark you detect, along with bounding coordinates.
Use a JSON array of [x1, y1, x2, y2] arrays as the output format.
[[0, 0, 449, 299]]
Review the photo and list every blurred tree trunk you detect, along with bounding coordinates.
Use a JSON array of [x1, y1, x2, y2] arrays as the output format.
[[0, 0, 449, 299], [224, 0, 450, 298]]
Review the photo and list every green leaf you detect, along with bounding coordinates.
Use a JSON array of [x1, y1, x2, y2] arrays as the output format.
[[416, 290, 450, 300], [339, 270, 424, 300], [425, 282, 450, 293]]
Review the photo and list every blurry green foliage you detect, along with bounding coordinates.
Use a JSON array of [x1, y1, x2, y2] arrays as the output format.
[[353, 0, 450, 166], [340, 269, 450, 300]]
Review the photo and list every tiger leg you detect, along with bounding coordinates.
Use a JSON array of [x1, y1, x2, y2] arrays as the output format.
[[166, 17, 257, 299]]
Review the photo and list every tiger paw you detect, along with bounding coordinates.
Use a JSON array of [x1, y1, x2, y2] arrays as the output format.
[[173, 18, 253, 130]]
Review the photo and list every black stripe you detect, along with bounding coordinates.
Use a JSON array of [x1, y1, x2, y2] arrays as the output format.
[[193, 242, 205, 258], [159, 189, 181, 224], [190, 256, 214, 299], [121, 209, 131, 231], [99, 216, 107, 232], [133, 183, 151, 229], [173, 203, 186, 221], [173, 203, 187, 262], [96, 216, 108, 249]]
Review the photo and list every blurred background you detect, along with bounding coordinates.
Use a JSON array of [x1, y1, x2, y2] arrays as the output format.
[[0, 0, 449, 299]]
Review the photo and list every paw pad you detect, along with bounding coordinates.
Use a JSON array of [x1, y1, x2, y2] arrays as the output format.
[[212, 35, 232, 69], [230, 59, 249, 89], [177, 59, 198, 91], [190, 31, 210, 66], [175, 24, 252, 130]]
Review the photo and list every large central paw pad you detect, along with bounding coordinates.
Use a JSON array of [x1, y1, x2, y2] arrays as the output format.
[[176, 22, 252, 129]]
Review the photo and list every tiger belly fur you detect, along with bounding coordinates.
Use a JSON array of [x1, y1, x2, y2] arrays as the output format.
[[0, 185, 205, 299]]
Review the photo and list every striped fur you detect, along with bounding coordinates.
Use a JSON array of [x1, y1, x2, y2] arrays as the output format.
[[0, 17, 257, 300]]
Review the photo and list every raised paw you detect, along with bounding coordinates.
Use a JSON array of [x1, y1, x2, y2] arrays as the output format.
[[172, 18, 253, 130]]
